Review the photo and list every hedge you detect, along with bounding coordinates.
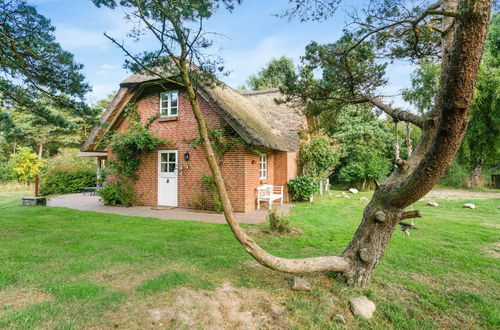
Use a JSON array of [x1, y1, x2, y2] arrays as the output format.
[[39, 167, 96, 196]]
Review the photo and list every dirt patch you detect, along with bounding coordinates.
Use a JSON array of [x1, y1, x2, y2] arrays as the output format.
[[104, 282, 291, 329], [423, 189, 500, 200], [86, 262, 195, 292], [481, 222, 500, 229], [485, 242, 500, 259], [411, 273, 436, 285], [0, 288, 52, 317], [245, 227, 302, 237]]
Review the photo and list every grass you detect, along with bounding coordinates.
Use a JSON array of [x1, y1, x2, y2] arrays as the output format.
[[0, 190, 499, 329]]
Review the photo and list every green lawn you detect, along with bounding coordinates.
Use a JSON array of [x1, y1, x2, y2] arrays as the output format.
[[0, 191, 499, 329]]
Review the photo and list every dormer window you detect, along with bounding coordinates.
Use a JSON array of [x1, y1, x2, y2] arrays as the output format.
[[160, 91, 178, 117]]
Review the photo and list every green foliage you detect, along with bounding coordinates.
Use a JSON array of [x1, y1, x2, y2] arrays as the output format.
[[7, 147, 45, 182], [299, 134, 341, 179], [330, 107, 393, 188], [439, 160, 470, 188], [108, 107, 165, 179], [267, 207, 291, 233], [46, 148, 94, 168], [201, 175, 222, 212], [244, 56, 295, 90], [402, 60, 440, 114], [0, 162, 16, 182], [98, 181, 136, 206], [0, 0, 94, 125], [39, 167, 97, 196], [288, 176, 317, 201], [191, 128, 238, 158], [403, 14, 500, 188]]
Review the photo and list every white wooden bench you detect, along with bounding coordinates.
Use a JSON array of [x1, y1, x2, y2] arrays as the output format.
[[256, 184, 284, 210]]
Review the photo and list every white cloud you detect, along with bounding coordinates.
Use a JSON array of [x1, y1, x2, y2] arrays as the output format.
[[222, 34, 305, 88], [101, 64, 117, 70]]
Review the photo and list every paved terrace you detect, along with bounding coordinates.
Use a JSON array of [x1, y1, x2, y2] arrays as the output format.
[[47, 193, 292, 224]]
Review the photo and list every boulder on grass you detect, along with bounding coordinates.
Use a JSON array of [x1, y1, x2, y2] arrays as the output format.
[[348, 188, 359, 194], [290, 276, 311, 291], [463, 203, 476, 209], [426, 201, 439, 207], [349, 296, 376, 319]]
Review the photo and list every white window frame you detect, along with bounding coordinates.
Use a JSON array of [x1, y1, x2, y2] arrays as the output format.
[[160, 91, 179, 117], [259, 154, 267, 179]]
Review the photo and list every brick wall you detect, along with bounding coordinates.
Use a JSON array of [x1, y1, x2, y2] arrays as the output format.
[[111, 85, 298, 212]]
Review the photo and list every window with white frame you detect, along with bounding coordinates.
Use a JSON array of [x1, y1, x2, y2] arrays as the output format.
[[259, 154, 267, 179], [160, 91, 179, 117]]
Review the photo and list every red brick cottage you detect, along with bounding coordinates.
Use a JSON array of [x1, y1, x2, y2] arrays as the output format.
[[81, 72, 306, 212]]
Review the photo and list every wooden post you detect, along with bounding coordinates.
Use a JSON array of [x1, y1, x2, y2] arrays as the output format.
[[35, 175, 39, 197]]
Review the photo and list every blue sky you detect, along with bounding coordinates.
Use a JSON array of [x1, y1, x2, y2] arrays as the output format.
[[30, 0, 415, 107]]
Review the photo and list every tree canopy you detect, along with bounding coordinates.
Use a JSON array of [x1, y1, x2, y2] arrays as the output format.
[[0, 0, 95, 126], [243, 56, 295, 91]]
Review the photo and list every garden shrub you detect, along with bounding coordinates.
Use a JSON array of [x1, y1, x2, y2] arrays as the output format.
[[439, 160, 470, 188], [267, 207, 291, 233], [288, 176, 317, 201], [39, 167, 96, 195], [7, 147, 46, 182], [98, 181, 136, 206], [299, 134, 341, 179], [0, 163, 16, 182]]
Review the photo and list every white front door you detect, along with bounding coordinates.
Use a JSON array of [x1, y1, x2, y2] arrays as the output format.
[[157, 150, 178, 206]]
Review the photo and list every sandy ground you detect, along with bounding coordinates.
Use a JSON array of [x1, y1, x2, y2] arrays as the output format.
[[422, 189, 500, 200]]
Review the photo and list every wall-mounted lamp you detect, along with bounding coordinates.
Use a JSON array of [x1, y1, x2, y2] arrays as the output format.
[[251, 160, 256, 164], [184, 151, 190, 161]]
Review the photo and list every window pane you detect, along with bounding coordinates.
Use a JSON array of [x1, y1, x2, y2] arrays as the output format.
[[161, 163, 168, 172], [168, 153, 176, 162], [161, 93, 169, 102], [161, 154, 168, 162], [170, 92, 178, 105], [170, 107, 178, 115], [168, 163, 176, 172]]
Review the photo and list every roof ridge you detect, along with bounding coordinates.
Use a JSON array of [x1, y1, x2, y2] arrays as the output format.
[[239, 88, 280, 96]]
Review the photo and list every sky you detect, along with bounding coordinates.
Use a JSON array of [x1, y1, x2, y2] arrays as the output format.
[[30, 0, 415, 108]]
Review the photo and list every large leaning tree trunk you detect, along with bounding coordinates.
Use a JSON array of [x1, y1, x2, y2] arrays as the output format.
[[96, 0, 492, 286]]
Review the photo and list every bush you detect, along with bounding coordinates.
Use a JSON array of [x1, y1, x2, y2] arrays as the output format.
[[267, 207, 291, 233], [0, 163, 16, 182], [288, 176, 317, 201], [40, 167, 96, 195], [8, 147, 46, 182], [439, 160, 470, 188], [98, 181, 136, 206]]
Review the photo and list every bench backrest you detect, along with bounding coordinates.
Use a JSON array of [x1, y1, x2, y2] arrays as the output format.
[[257, 185, 283, 198]]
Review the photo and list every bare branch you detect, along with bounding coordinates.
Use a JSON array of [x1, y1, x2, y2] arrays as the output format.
[[363, 96, 425, 128]]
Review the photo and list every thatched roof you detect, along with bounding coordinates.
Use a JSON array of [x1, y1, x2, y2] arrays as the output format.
[[82, 72, 305, 153]]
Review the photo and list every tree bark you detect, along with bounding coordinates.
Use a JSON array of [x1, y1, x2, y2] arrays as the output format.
[[467, 159, 483, 188], [179, 59, 350, 274], [174, 0, 491, 286], [340, 0, 491, 285]]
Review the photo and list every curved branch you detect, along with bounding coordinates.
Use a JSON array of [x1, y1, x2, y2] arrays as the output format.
[[364, 96, 425, 127]]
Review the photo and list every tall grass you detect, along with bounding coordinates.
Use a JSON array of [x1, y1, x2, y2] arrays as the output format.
[[0, 182, 32, 193]]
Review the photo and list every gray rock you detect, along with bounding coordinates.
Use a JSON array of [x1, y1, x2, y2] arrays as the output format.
[[463, 203, 476, 209], [426, 201, 439, 207], [333, 313, 346, 324], [291, 276, 311, 291], [268, 303, 286, 319], [349, 296, 376, 319], [360, 197, 369, 201], [348, 188, 359, 194]]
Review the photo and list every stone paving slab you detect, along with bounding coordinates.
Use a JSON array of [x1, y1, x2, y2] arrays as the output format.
[[47, 193, 292, 224]]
